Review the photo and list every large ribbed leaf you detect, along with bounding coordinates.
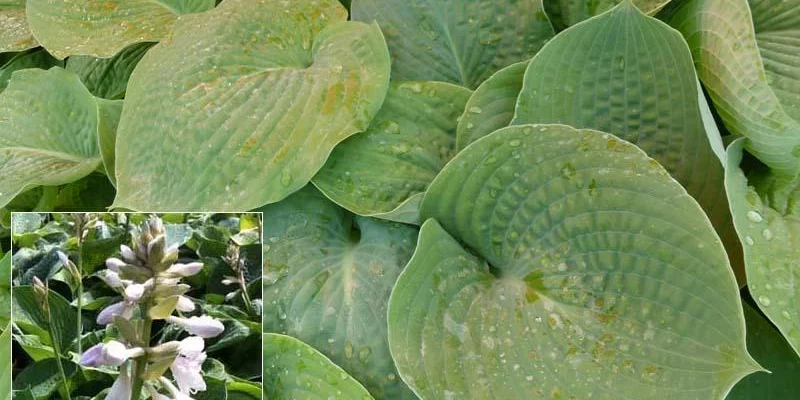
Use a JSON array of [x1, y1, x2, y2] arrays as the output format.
[[456, 61, 525, 151], [749, 0, 800, 121], [113, 0, 391, 211], [544, 0, 671, 30], [664, 0, 800, 175], [261, 186, 418, 399], [724, 139, 800, 357], [264, 333, 374, 400], [0, 68, 113, 209], [389, 124, 757, 399], [313, 81, 471, 224], [351, 0, 555, 89], [25, 0, 216, 59], [728, 301, 800, 399], [0, 0, 37, 52], [513, 1, 742, 283]]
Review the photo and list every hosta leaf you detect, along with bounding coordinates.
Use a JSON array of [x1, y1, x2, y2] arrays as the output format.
[[512, 1, 742, 283], [456, 61, 525, 151], [0, 1, 37, 52], [25, 0, 216, 59], [66, 42, 154, 100], [263, 333, 374, 400], [0, 48, 62, 92], [113, 0, 391, 211], [728, 300, 800, 399], [261, 185, 418, 399], [96, 99, 123, 186], [0, 68, 106, 210], [313, 81, 471, 224], [724, 139, 800, 357], [0, 323, 10, 400], [390, 124, 758, 399], [544, 0, 671, 30], [351, 0, 555, 89], [749, 0, 800, 121], [13, 286, 78, 353], [664, 0, 800, 175]]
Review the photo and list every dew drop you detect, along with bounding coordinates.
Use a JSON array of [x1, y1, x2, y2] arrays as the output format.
[[746, 210, 763, 223], [509, 139, 521, 147], [762, 228, 773, 241], [468, 106, 483, 114], [744, 236, 754, 245], [280, 169, 293, 186], [758, 295, 771, 307], [781, 310, 792, 320]]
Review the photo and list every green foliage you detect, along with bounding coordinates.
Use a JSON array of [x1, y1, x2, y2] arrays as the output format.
[[0, 0, 798, 398]]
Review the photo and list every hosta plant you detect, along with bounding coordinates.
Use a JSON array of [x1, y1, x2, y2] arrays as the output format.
[[0, 0, 798, 399]]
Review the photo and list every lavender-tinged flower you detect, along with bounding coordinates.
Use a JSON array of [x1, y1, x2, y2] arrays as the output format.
[[165, 262, 203, 278], [106, 363, 132, 400], [97, 301, 132, 325], [166, 315, 224, 338], [98, 270, 128, 289], [80, 341, 144, 367], [176, 296, 196, 312], [170, 336, 207, 394]]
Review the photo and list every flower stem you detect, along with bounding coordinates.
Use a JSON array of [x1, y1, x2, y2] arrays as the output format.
[[46, 300, 72, 400], [129, 312, 152, 400], [75, 227, 84, 355]]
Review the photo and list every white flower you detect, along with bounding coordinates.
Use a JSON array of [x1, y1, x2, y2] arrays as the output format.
[[166, 315, 224, 338], [79, 341, 144, 367], [106, 257, 126, 272], [124, 283, 145, 302], [160, 377, 195, 400], [106, 363, 132, 400], [98, 270, 126, 289], [176, 296, 196, 312], [170, 336, 207, 394], [165, 262, 204, 277]]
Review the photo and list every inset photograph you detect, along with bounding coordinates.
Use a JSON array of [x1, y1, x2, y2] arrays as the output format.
[[10, 213, 262, 399]]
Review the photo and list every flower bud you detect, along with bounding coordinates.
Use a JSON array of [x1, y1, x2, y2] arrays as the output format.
[[166, 315, 224, 338], [106, 257, 126, 272], [176, 295, 195, 312], [57, 251, 70, 267], [79, 343, 106, 367], [165, 262, 203, 278], [120, 245, 137, 263], [98, 270, 126, 289]]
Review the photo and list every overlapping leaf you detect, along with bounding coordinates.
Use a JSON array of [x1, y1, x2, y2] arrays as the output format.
[[0, 48, 62, 92], [66, 42, 154, 100], [351, 0, 555, 89], [728, 301, 800, 399], [389, 124, 757, 399], [0, 68, 119, 209], [261, 186, 418, 399], [724, 139, 800, 357], [264, 333, 374, 400], [313, 81, 471, 224], [113, 0, 391, 211], [456, 61, 526, 151], [664, 0, 800, 175], [25, 0, 216, 59], [0, 0, 37, 52], [544, 0, 672, 30], [512, 1, 740, 281]]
